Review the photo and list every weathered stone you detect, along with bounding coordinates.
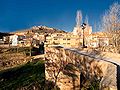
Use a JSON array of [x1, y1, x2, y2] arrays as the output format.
[[45, 47, 117, 90]]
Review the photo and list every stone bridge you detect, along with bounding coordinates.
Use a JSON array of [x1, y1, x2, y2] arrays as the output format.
[[45, 47, 119, 90]]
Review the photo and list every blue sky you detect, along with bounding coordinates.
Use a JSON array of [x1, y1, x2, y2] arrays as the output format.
[[0, 0, 119, 32]]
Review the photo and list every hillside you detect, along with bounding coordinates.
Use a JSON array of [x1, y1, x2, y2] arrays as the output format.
[[10, 26, 66, 34]]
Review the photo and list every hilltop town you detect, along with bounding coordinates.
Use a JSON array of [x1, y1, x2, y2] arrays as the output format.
[[0, 20, 109, 49], [0, 2, 120, 90]]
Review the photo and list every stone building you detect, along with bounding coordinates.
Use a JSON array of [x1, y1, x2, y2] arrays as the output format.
[[45, 33, 82, 48], [9, 34, 26, 46], [73, 24, 92, 36], [87, 32, 110, 48]]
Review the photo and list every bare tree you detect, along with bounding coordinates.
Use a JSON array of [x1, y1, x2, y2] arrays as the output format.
[[101, 2, 120, 31], [85, 15, 89, 25], [76, 10, 82, 27], [101, 2, 120, 47], [25, 31, 34, 56]]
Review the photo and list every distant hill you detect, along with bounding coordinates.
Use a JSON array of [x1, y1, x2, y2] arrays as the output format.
[[11, 26, 66, 34], [0, 32, 13, 39]]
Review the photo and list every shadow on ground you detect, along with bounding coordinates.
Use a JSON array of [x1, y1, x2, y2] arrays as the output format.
[[0, 60, 59, 90]]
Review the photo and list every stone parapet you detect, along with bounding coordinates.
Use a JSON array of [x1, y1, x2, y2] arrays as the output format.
[[45, 47, 117, 90]]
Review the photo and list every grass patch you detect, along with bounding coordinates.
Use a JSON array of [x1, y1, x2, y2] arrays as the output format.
[[0, 60, 45, 90]]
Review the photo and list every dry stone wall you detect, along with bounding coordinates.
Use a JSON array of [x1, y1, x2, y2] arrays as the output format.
[[45, 47, 80, 90], [0, 52, 31, 70]]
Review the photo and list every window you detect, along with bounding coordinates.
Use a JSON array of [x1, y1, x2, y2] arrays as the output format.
[[57, 34, 62, 36], [55, 43, 60, 44], [67, 38, 70, 40], [54, 38, 57, 40], [63, 38, 66, 40]]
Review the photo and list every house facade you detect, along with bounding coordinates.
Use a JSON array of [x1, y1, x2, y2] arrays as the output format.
[[87, 32, 110, 48], [45, 33, 81, 48]]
